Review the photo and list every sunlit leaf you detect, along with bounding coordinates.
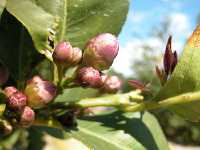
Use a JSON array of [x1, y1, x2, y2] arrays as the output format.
[[155, 24, 200, 122]]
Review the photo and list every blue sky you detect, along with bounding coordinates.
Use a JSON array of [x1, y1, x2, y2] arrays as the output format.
[[112, 0, 200, 76]]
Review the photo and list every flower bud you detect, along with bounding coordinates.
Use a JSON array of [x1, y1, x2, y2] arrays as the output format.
[[20, 106, 35, 127], [72, 47, 82, 65], [6, 91, 27, 110], [0, 66, 9, 85], [101, 75, 122, 93], [53, 41, 73, 67], [83, 33, 119, 70], [4, 86, 18, 97], [163, 36, 178, 75], [77, 67, 102, 88], [25, 76, 57, 109]]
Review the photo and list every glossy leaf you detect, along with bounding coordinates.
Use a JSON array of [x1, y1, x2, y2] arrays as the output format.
[[71, 112, 169, 150], [6, 0, 55, 54], [155, 24, 200, 122], [30, 112, 169, 150], [6, 0, 129, 53]]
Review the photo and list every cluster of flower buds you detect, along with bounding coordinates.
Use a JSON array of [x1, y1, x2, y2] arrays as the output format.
[[0, 65, 9, 85], [3, 76, 56, 128], [4, 86, 33, 127], [52, 33, 122, 93], [53, 41, 82, 67], [156, 36, 178, 85]]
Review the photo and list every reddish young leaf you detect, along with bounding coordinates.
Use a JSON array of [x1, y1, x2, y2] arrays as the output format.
[[128, 80, 150, 92]]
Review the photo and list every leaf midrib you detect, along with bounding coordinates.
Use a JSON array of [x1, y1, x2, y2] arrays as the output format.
[[59, 0, 67, 41]]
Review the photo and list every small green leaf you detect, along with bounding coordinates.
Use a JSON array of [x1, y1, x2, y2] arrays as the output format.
[[54, 87, 99, 103], [155, 24, 200, 122]]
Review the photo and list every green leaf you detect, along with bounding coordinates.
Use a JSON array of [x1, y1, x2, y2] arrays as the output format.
[[6, 0, 129, 53], [30, 112, 169, 150], [0, 130, 21, 150], [0, 0, 6, 19], [6, 0, 55, 54], [155, 25, 200, 122], [70, 112, 169, 150], [54, 87, 99, 103]]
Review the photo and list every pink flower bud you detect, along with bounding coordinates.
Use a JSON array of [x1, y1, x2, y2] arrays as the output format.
[[6, 91, 27, 110], [0, 66, 9, 85], [72, 47, 82, 65], [4, 86, 18, 97], [20, 106, 35, 127], [101, 75, 122, 93], [53, 41, 73, 66], [77, 67, 102, 88], [25, 76, 57, 109], [83, 33, 119, 70]]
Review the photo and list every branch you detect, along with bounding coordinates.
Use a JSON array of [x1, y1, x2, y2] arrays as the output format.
[[124, 91, 200, 112], [76, 90, 143, 108]]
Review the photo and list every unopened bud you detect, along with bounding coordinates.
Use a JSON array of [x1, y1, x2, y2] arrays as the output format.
[[163, 36, 178, 75], [25, 76, 57, 109], [53, 41, 73, 67], [0, 66, 9, 85], [101, 75, 122, 93], [4, 86, 18, 97], [6, 91, 27, 110], [20, 106, 35, 127], [77, 67, 102, 88], [83, 33, 119, 70], [72, 47, 82, 65]]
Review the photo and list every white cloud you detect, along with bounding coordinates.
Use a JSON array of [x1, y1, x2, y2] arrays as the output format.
[[112, 37, 163, 77], [168, 13, 191, 38]]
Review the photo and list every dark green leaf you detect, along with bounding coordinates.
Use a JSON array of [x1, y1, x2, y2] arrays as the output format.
[[0, 11, 41, 87], [155, 25, 200, 122]]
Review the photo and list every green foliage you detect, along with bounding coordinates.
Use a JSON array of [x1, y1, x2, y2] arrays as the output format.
[[0, 0, 174, 149], [6, 0, 129, 53], [29, 112, 169, 150], [0, 11, 41, 86], [54, 87, 99, 103]]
